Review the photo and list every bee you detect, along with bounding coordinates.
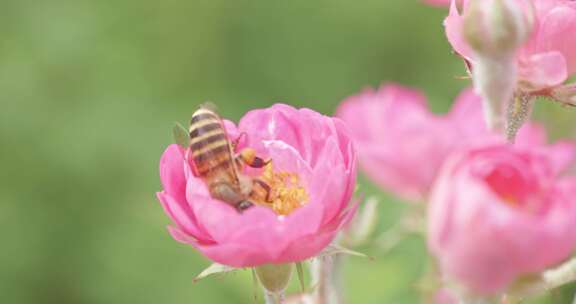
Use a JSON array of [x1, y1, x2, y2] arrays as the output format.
[[188, 105, 271, 212]]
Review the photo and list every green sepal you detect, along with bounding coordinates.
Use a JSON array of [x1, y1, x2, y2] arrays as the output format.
[[173, 122, 189, 148], [317, 244, 370, 259], [251, 268, 259, 303], [193, 263, 237, 283], [296, 262, 305, 293]]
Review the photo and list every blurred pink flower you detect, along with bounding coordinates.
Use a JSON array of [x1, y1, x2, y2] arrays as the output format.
[[157, 104, 357, 267], [336, 84, 496, 202], [446, 0, 576, 92], [428, 139, 576, 294]]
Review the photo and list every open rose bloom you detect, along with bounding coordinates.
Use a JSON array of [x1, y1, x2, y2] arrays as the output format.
[[428, 139, 576, 294], [157, 104, 357, 267], [337, 84, 498, 202]]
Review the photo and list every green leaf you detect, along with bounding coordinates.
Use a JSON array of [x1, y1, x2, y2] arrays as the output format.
[[296, 262, 305, 293], [173, 122, 189, 148], [193, 263, 237, 283]]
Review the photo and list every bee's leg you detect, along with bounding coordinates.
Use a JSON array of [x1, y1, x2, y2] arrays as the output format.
[[253, 179, 273, 203], [210, 182, 253, 212], [237, 148, 271, 168], [231, 132, 247, 151]]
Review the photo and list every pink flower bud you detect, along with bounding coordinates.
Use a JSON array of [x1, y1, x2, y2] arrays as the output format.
[[462, 0, 533, 130], [463, 0, 532, 58], [428, 140, 576, 294], [157, 104, 357, 267]]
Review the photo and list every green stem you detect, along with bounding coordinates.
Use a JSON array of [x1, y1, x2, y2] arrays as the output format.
[[510, 256, 576, 298]]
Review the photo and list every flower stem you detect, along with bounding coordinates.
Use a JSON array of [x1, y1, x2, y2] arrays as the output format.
[[473, 54, 517, 131], [263, 290, 284, 304], [311, 254, 344, 304]]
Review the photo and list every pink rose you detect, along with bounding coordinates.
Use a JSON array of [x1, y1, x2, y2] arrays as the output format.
[[336, 84, 493, 202], [157, 104, 357, 267], [428, 140, 576, 294]]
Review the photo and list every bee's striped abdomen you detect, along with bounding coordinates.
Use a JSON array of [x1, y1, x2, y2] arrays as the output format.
[[189, 108, 236, 179]]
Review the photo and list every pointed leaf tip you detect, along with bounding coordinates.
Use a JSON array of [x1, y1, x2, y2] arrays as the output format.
[[173, 122, 190, 148], [318, 244, 370, 259], [193, 263, 237, 283]]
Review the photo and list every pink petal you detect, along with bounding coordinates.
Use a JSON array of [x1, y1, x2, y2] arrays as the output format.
[[159, 144, 187, 202], [168, 225, 202, 245], [192, 240, 274, 268], [185, 170, 211, 197], [187, 189, 278, 243], [534, 5, 576, 75], [515, 123, 547, 147], [289, 108, 337, 168], [336, 84, 429, 144], [157, 192, 212, 242], [279, 200, 359, 263], [449, 87, 489, 137], [331, 117, 356, 173], [332, 118, 358, 206], [238, 104, 302, 156], [541, 141, 576, 176], [519, 52, 568, 90], [310, 137, 347, 225], [444, 0, 473, 60]]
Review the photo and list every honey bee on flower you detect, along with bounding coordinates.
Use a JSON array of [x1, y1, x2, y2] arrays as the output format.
[[157, 104, 357, 268]]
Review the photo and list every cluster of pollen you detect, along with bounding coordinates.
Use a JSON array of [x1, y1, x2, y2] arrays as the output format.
[[254, 162, 309, 216]]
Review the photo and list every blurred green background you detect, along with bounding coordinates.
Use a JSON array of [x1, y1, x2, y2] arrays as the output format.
[[1, 0, 574, 303]]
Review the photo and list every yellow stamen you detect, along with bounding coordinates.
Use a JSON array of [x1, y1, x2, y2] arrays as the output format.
[[251, 162, 309, 216]]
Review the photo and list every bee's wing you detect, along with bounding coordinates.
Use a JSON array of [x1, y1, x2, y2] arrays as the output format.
[[200, 101, 218, 113]]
